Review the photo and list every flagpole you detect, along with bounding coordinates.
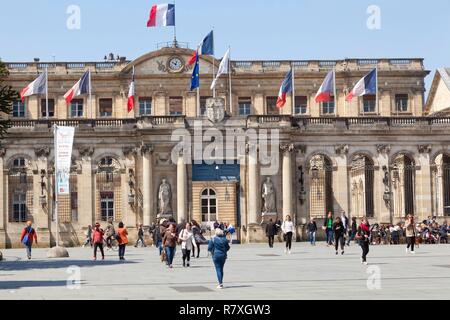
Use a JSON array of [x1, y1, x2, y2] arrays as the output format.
[[376, 66, 379, 116], [228, 46, 233, 116], [333, 67, 337, 117], [173, 0, 177, 46], [89, 68, 92, 119], [54, 125, 59, 247], [197, 87, 200, 117], [45, 67, 49, 119], [291, 62, 295, 116]]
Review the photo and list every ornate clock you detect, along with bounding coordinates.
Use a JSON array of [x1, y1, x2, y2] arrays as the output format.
[[167, 56, 185, 73]]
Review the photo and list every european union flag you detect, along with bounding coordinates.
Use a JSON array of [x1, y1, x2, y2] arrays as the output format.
[[190, 51, 200, 91]]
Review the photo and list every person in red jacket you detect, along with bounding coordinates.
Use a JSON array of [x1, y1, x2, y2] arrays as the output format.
[[92, 223, 105, 261], [20, 221, 38, 260]]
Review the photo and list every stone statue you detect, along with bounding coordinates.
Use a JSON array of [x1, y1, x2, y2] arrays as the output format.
[[158, 179, 172, 215], [262, 177, 276, 214]]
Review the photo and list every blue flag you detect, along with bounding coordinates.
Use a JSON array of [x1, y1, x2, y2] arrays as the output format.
[[190, 51, 200, 91], [201, 30, 214, 55]]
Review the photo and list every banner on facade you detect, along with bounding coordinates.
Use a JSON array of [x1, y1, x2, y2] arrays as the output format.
[[54, 125, 75, 195]]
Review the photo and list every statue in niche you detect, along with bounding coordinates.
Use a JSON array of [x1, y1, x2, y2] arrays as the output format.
[[158, 179, 172, 215], [262, 177, 276, 214]]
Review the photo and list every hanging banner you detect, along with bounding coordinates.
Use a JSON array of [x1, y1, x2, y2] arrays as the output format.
[[54, 125, 75, 195]]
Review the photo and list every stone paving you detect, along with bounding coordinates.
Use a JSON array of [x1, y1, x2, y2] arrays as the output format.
[[1, 242, 450, 300]]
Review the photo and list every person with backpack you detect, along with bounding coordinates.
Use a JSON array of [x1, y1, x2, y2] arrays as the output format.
[[117, 222, 128, 261], [179, 222, 197, 268], [162, 224, 177, 268], [208, 228, 231, 289], [20, 221, 37, 260], [356, 217, 371, 265], [92, 223, 105, 261], [306, 218, 318, 246]]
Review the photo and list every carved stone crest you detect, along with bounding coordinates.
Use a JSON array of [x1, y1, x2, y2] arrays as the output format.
[[78, 146, 95, 159], [35, 146, 50, 158], [376, 144, 391, 154], [206, 98, 226, 123], [418, 145, 432, 154], [335, 144, 349, 155], [123, 146, 139, 157], [280, 144, 295, 154]]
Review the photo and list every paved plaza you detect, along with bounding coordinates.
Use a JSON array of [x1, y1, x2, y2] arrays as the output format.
[[1, 243, 450, 300]]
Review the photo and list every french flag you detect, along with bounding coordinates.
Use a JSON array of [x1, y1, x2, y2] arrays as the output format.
[[127, 70, 135, 113], [64, 71, 91, 104], [276, 70, 293, 108], [20, 72, 47, 102], [346, 68, 377, 102], [315, 70, 335, 103], [147, 4, 175, 27], [187, 31, 214, 66]]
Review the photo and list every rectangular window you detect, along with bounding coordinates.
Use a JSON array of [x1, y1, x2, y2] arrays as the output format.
[[266, 97, 279, 115], [12, 100, 26, 118], [322, 98, 335, 115], [99, 98, 113, 117], [13, 193, 27, 222], [70, 99, 84, 118], [139, 97, 152, 116], [100, 192, 114, 222], [200, 97, 211, 116], [238, 97, 252, 116], [169, 97, 183, 115], [362, 95, 376, 113], [395, 94, 409, 112], [294, 96, 308, 115], [40, 99, 55, 118]]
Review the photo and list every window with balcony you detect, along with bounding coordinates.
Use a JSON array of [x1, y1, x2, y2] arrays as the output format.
[[12, 100, 26, 118], [99, 98, 113, 117], [294, 96, 308, 115], [70, 99, 84, 118], [395, 94, 409, 113], [321, 98, 335, 115], [238, 97, 252, 116], [40, 99, 55, 118], [266, 97, 279, 115], [169, 97, 183, 115], [362, 95, 376, 114], [139, 97, 152, 116]]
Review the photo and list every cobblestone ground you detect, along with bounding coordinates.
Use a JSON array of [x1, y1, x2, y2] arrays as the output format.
[[1, 242, 450, 300]]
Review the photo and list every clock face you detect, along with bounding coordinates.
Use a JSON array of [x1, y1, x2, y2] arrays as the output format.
[[168, 57, 184, 72]]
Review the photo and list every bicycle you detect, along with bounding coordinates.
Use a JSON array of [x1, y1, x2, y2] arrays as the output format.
[[103, 236, 119, 251]]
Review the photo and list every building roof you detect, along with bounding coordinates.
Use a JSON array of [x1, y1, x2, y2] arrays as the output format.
[[439, 68, 450, 90], [425, 68, 450, 115]]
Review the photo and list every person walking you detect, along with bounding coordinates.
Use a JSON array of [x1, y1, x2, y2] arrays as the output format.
[[162, 224, 177, 268], [82, 225, 92, 248], [179, 223, 197, 268], [265, 219, 277, 248], [152, 221, 163, 255], [117, 222, 128, 261], [405, 214, 417, 254], [306, 218, 317, 246], [356, 217, 371, 265], [323, 212, 334, 246], [105, 220, 116, 250], [440, 220, 448, 244], [208, 228, 230, 289], [92, 223, 105, 261], [346, 217, 357, 246], [191, 220, 204, 258], [20, 221, 38, 260], [134, 224, 147, 248], [281, 215, 295, 254], [333, 217, 346, 255]]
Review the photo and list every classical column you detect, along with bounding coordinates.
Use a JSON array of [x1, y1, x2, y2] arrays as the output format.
[[281, 144, 294, 219], [247, 144, 259, 224], [417, 145, 433, 221], [141, 144, 154, 227], [376, 144, 391, 223], [333, 145, 350, 215], [0, 147, 6, 248], [177, 151, 187, 223], [78, 146, 95, 227]]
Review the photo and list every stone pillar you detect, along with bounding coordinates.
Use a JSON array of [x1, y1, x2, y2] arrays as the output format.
[[375, 145, 391, 223], [253, 93, 264, 115], [281, 144, 294, 219], [185, 92, 197, 118], [416, 146, 433, 221], [333, 145, 350, 215], [247, 144, 259, 224], [177, 151, 187, 223], [33, 147, 51, 247], [435, 164, 444, 217], [0, 148, 6, 248], [154, 92, 167, 116], [141, 144, 154, 227], [78, 147, 95, 227]]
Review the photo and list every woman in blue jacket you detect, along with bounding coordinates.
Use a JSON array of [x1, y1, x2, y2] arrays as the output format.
[[208, 228, 230, 289]]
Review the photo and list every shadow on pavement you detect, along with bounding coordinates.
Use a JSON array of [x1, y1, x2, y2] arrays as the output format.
[[0, 280, 87, 290], [0, 259, 137, 271]]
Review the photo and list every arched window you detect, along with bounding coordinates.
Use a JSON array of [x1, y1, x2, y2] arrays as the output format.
[[309, 155, 333, 217], [96, 157, 122, 222], [8, 157, 32, 222], [201, 188, 217, 222], [350, 155, 374, 217]]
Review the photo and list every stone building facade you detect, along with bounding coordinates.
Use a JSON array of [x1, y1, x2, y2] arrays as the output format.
[[1, 46, 449, 247]]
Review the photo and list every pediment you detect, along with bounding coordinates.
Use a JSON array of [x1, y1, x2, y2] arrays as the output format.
[[121, 47, 217, 76]]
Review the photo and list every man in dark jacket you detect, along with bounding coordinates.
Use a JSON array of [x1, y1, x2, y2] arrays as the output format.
[[265, 219, 277, 248], [306, 218, 318, 245]]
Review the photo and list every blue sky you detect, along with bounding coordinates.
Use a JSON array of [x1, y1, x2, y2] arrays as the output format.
[[1, 0, 449, 92]]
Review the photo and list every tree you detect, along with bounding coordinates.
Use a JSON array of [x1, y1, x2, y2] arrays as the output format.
[[0, 59, 18, 140]]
